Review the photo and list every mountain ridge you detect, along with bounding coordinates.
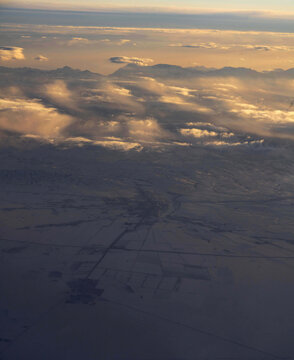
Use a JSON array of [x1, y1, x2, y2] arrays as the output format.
[[1, 64, 294, 79]]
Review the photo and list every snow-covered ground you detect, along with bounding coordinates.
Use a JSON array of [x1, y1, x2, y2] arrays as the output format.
[[1, 66, 294, 359]]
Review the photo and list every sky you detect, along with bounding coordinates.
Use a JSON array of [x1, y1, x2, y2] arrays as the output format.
[[2, 18, 294, 74], [2, 0, 294, 12], [1, 0, 294, 74]]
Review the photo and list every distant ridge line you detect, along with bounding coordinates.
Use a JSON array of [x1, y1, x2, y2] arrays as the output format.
[[2, 64, 294, 78]]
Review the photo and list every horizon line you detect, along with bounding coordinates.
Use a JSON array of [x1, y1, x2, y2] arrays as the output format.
[[2, 5, 294, 19]]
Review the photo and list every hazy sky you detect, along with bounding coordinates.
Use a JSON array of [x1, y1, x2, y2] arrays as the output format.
[[1, 1, 294, 73], [3, 0, 294, 12]]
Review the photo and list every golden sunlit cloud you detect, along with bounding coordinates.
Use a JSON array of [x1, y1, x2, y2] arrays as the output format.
[[0, 98, 73, 137], [0, 46, 25, 61]]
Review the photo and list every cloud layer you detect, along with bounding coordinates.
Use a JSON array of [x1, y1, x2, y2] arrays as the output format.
[[0, 64, 294, 151]]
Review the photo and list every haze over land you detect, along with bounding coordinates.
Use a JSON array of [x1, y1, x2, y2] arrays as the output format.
[[0, 5, 294, 360]]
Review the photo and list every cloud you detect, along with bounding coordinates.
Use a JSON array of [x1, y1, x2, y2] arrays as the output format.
[[66, 37, 132, 47], [180, 128, 218, 137], [185, 122, 230, 131], [127, 118, 167, 141], [0, 98, 73, 138], [179, 123, 235, 140], [169, 43, 294, 52], [240, 109, 294, 123], [67, 37, 90, 46], [34, 54, 48, 61], [0, 46, 25, 61], [205, 139, 265, 147], [82, 81, 145, 115], [130, 77, 212, 113], [109, 56, 154, 66], [43, 80, 72, 105], [4, 23, 294, 38], [117, 39, 131, 45], [239, 44, 294, 51], [159, 95, 212, 113], [169, 42, 230, 50], [179, 123, 265, 148], [65, 136, 142, 151]]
